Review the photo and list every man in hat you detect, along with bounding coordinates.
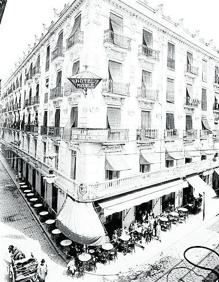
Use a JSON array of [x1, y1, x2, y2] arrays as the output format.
[[37, 259, 48, 282]]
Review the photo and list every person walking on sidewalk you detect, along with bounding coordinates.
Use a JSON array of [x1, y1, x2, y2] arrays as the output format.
[[156, 223, 161, 242], [37, 259, 48, 282]]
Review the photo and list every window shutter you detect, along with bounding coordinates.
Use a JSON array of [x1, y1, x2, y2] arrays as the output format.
[[166, 113, 175, 130], [56, 71, 62, 86], [143, 30, 152, 47], [109, 13, 123, 34], [186, 115, 193, 130], [187, 52, 193, 66], [108, 60, 122, 81], [107, 107, 121, 129], [201, 89, 207, 111], [142, 70, 152, 87], [166, 78, 174, 102]]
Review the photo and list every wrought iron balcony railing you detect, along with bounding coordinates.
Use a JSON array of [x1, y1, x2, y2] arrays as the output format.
[[138, 45, 160, 60], [137, 87, 157, 101], [24, 124, 39, 134], [186, 64, 198, 75], [102, 79, 129, 96], [104, 30, 131, 50], [200, 130, 212, 139], [183, 129, 198, 140], [50, 86, 63, 99], [137, 129, 158, 141], [164, 129, 179, 139], [66, 31, 84, 49], [33, 96, 40, 105], [41, 126, 63, 138], [167, 58, 175, 69], [184, 97, 200, 108]]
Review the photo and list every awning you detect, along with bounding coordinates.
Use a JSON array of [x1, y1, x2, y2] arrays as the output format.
[[214, 168, 219, 176], [202, 117, 211, 131], [187, 175, 216, 197], [105, 155, 130, 171], [202, 150, 216, 156], [98, 180, 188, 217], [185, 148, 200, 158], [166, 151, 184, 160], [140, 151, 160, 164], [56, 197, 107, 246]]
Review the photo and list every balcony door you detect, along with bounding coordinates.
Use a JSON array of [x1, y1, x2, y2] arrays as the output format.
[[166, 113, 175, 130], [108, 60, 122, 87], [70, 107, 78, 128], [56, 71, 62, 87], [27, 113, 31, 125], [43, 111, 48, 127], [142, 70, 152, 89], [107, 107, 121, 129], [52, 184, 58, 213], [109, 12, 123, 35], [142, 29, 152, 48], [55, 109, 60, 128], [186, 115, 193, 130], [141, 111, 151, 129]]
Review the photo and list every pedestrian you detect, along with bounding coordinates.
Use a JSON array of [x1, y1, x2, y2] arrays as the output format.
[[37, 259, 48, 282], [156, 223, 161, 242], [153, 217, 158, 237], [67, 258, 76, 276]]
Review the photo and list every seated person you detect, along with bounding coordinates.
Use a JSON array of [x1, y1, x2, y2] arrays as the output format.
[[8, 245, 25, 261]]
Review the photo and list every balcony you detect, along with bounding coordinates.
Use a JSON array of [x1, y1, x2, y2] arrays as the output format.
[[104, 30, 131, 50], [33, 66, 40, 77], [63, 128, 129, 143], [184, 97, 200, 109], [183, 129, 198, 141], [167, 58, 175, 70], [33, 96, 40, 105], [186, 65, 198, 76], [66, 31, 84, 49], [137, 87, 157, 102], [137, 129, 158, 142], [41, 126, 63, 138], [102, 79, 129, 96], [138, 45, 160, 61], [51, 47, 64, 61], [24, 124, 39, 134], [164, 129, 179, 140], [200, 130, 212, 140], [50, 86, 63, 99]]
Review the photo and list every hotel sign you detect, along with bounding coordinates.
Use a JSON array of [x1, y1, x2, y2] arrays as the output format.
[[68, 78, 101, 89]]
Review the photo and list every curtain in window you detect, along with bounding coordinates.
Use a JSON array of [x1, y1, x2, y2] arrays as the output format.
[[109, 13, 123, 34], [108, 60, 122, 81], [186, 84, 193, 98], [201, 88, 207, 111], [70, 107, 78, 128], [141, 111, 151, 129], [166, 78, 174, 102], [186, 115, 193, 130], [72, 61, 80, 76], [166, 113, 175, 130], [56, 71, 62, 86], [187, 52, 193, 66], [143, 30, 152, 47], [55, 109, 60, 127], [168, 42, 175, 59], [107, 107, 121, 129], [142, 70, 152, 88], [71, 14, 81, 36]]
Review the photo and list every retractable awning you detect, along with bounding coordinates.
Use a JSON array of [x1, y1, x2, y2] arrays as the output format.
[[202, 117, 211, 131], [166, 151, 184, 160], [185, 148, 200, 158], [105, 155, 130, 171], [98, 180, 188, 217], [56, 197, 107, 246], [140, 151, 160, 164], [202, 150, 216, 156], [186, 175, 216, 197]]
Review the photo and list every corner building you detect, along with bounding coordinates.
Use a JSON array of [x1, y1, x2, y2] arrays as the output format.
[[1, 0, 219, 242]]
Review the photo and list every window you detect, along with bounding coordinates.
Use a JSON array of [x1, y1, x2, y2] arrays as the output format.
[[36, 84, 39, 97], [20, 74, 22, 87], [54, 109, 60, 128], [215, 66, 219, 84], [201, 88, 207, 111], [70, 107, 78, 128], [142, 29, 153, 47], [45, 78, 49, 88], [72, 60, 80, 76], [166, 113, 175, 130], [142, 70, 152, 88], [108, 60, 122, 82], [140, 164, 150, 173], [56, 70, 62, 87], [52, 185, 58, 212], [43, 142, 46, 163], [141, 111, 151, 129], [202, 60, 207, 82], [43, 111, 48, 127], [56, 31, 63, 50], [187, 52, 193, 71], [107, 107, 121, 129], [27, 136, 30, 153], [167, 42, 175, 69], [45, 45, 50, 71], [186, 84, 193, 104], [109, 12, 123, 34], [186, 115, 193, 130], [166, 78, 174, 103], [106, 170, 120, 180], [70, 150, 76, 179], [54, 145, 59, 169], [165, 160, 174, 168], [34, 139, 37, 158]]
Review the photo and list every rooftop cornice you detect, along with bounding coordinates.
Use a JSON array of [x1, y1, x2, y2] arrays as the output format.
[[4, 0, 85, 88]]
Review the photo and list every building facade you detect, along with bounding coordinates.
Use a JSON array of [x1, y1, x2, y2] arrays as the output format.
[[1, 0, 219, 240]]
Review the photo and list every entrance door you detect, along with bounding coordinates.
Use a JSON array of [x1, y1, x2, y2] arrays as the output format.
[[26, 163, 29, 183], [52, 184, 58, 212], [32, 169, 36, 191], [41, 175, 45, 199], [105, 212, 122, 238]]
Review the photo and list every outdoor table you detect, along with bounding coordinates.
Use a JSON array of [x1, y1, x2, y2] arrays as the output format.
[[45, 219, 55, 231], [159, 216, 168, 222], [88, 249, 95, 255], [78, 253, 91, 262], [102, 243, 114, 251], [39, 211, 49, 222], [178, 207, 188, 212], [169, 211, 179, 217], [60, 239, 72, 247], [119, 234, 130, 241], [51, 228, 61, 241], [29, 198, 38, 206], [33, 203, 43, 213], [19, 182, 26, 186], [20, 184, 28, 189], [26, 193, 35, 199]]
